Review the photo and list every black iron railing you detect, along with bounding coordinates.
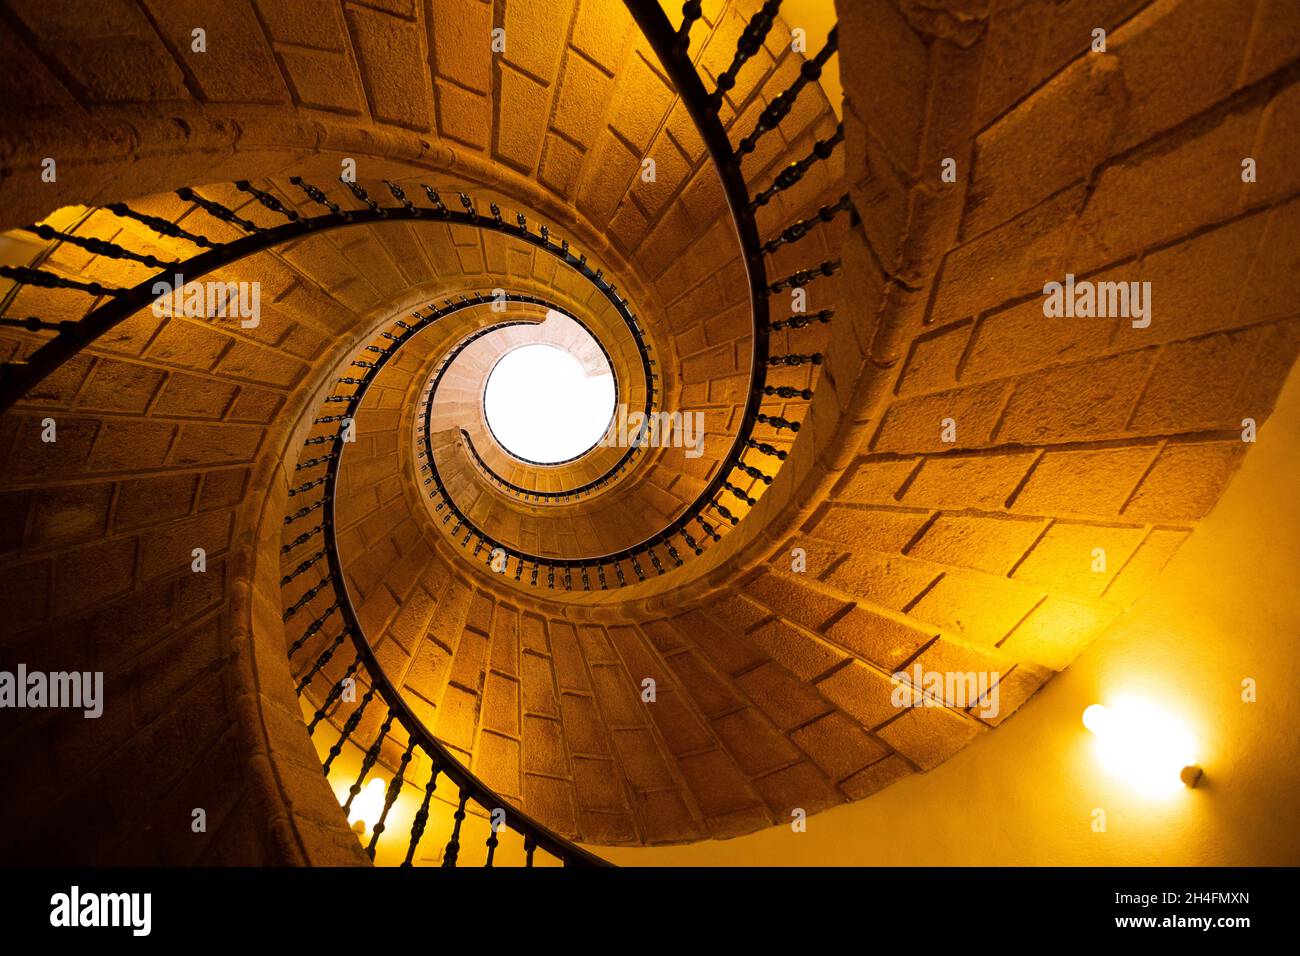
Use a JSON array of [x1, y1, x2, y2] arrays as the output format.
[[281, 0, 849, 862], [0, 181, 657, 412], [0, 0, 848, 866], [283, 289, 610, 866], [0, 6, 848, 589], [459, 429, 635, 502], [396, 1, 850, 586], [422, 300, 652, 503]]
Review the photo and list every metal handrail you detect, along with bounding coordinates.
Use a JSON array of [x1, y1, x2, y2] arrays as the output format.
[[424, 303, 647, 501], [1, 0, 850, 865], [0, 192, 656, 414], [399, 1, 848, 582], [308, 294, 609, 865]]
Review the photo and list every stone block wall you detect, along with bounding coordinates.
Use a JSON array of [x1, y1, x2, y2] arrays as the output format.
[[1, 0, 1297, 860]]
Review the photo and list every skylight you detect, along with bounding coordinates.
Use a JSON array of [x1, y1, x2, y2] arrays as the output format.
[[483, 342, 615, 464]]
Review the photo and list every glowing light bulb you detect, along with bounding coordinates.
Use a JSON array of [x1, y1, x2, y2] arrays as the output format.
[[1081, 703, 1111, 735], [348, 777, 387, 833], [1082, 697, 1200, 797]]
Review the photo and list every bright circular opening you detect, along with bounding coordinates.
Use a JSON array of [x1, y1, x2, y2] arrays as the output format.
[[484, 343, 615, 463]]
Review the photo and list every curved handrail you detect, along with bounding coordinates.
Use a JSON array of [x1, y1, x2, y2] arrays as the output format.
[[0, 197, 637, 863], [287, 291, 614, 866], [0, 6, 850, 586], [315, 317, 608, 865], [1, 0, 851, 865], [0, 185, 657, 414], [397, 2, 849, 584], [459, 430, 634, 501], [423, 304, 646, 501], [627, 0, 775, 536]]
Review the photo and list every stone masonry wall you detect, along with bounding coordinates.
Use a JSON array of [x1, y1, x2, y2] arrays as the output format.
[[1, 0, 1297, 858]]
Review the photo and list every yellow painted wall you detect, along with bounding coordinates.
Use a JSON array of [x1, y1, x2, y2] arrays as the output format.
[[594, 364, 1300, 866]]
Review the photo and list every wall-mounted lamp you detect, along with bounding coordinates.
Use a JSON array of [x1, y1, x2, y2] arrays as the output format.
[[348, 777, 387, 835], [1083, 698, 1202, 797]]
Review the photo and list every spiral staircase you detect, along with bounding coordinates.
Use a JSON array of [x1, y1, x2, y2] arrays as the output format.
[[1, 0, 1298, 866]]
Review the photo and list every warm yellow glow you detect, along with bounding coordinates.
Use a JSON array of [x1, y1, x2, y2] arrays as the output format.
[[1, 206, 93, 299], [1082, 698, 1199, 798], [347, 777, 387, 832]]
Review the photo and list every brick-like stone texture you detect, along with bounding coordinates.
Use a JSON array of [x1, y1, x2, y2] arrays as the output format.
[[0, 0, 1296, 864]]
